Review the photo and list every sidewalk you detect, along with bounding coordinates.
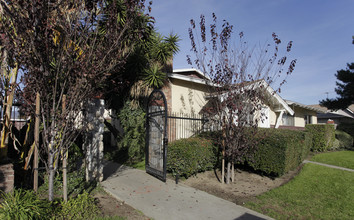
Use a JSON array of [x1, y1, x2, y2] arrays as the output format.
[[101, 161, 273, 220], [303, 160, 354, 172]]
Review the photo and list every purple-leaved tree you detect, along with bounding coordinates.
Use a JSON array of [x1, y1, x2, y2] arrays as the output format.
[[188, 14, 296, 184]]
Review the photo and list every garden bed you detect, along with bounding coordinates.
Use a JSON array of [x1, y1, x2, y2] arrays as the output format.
[[94, 191, 150, 220], [180, 166, 302, 205]]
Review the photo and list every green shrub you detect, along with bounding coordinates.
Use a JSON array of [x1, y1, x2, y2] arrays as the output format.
[[0, 189, 52, 220], [335, 130, 353, 149], [167, 137, 217, 178], [337, 123, 354, 140], [38, 168, 95, 199], [305, 124, 335, 152], [332, 139, 340, 150], [55, 191, 100, 220], [68, 142, 84, 172], [244, 128, 312, 177], [118, 100, 146, 162], [198, 131, 222, 146]]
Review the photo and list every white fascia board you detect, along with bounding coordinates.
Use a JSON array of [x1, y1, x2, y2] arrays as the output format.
[[337, 109, 354, 118], [273, 93, 294, 115], [262, 80, 294, 116], [173, 68, 210, 80], [168, 73, 219, 87], [345, 107, 354, 115], [168, 73, 208, 85]]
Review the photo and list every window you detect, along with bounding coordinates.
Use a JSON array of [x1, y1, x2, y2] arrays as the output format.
[[282, 113, 294, 126], [304, 115, 312, 125]]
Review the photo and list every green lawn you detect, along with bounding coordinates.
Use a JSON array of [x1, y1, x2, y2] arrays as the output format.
[[130, 159, 145, 170], [245, 163, 354, 220], [311, 150, 354, 170]]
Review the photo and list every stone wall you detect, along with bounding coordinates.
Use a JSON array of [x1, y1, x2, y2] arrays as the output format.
[[83, 99, 104, 182], [0, 162, 14, 192]]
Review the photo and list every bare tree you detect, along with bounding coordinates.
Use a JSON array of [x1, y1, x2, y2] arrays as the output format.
[[1, 0, 153, 200], [188, 14, 296, 184]]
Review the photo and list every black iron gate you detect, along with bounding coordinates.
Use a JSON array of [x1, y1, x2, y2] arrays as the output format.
[[145, 90, 168, 182]]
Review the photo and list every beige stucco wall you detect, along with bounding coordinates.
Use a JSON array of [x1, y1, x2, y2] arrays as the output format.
[[292, 106, 318, 127], [170, 78, 210, 115], [255, 105, 280, 128], [167, 78, 211, 141], [168, 78, 319, 130], [268, 108, 278, 127], [260, 105, 318, 128]]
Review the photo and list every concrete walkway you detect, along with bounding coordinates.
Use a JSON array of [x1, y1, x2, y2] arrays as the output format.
[[101, 161, 273, 220], [303, 160, 354, 172]]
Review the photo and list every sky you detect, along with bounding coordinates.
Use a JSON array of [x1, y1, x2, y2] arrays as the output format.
[[150, 0, 354, 105]]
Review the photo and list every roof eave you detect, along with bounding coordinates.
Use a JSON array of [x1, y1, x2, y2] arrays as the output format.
[[168, 73, 219, 87], [262, 81, 294, 115], [173, 68, 210, 80], [286, 100, 327, 113]]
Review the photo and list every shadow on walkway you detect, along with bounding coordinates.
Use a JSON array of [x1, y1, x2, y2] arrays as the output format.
[[101, 161, 273, 220], [102, 161, 130, 181]]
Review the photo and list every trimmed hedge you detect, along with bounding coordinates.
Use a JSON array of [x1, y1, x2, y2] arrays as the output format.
[[176, 128, 313, 177], [305, 124, 335, 152], [167, 137, 217, 178], [244, 128, 312, 177]]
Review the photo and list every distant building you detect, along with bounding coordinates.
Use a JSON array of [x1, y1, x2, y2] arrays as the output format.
[[0, 104, 29, 130], [308, 104, 354, 125], [162, 69, 322, 139]]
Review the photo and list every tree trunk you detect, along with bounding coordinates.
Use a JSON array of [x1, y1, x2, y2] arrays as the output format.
[[63, 151, 68, 202], [0, 60, 19, 160], [226, 161, 231, 184], [221, 150, 225, 184], [221, 129, 226, 184], [0, 108, 10, 159], [33, 93, 40, 192], [0, 49, 8, 159], [231, 161, 235, 183], [48, 152, 55, 201], [62, 95, 68, 202]]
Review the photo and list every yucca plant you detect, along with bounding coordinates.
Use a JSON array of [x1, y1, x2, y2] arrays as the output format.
[[143, 63, 167, 88], [0, 189, 52, 220], [151, 33, 180, 64]]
